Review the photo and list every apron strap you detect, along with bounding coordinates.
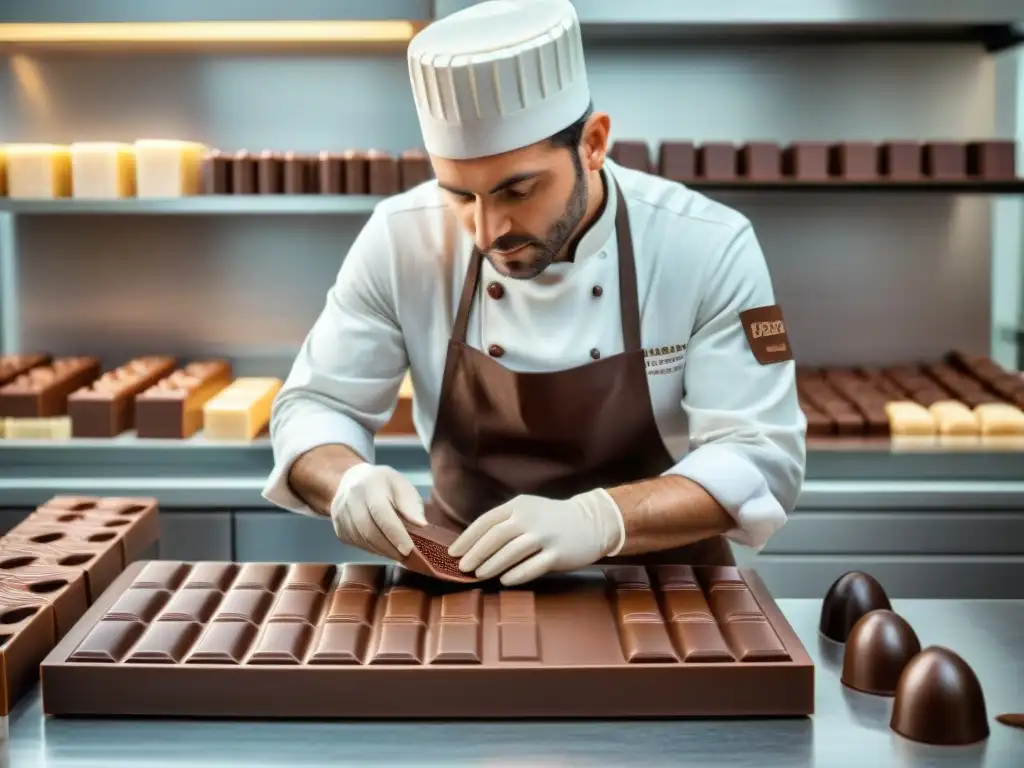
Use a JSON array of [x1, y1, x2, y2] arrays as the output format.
[[450, 175, 642, 352]]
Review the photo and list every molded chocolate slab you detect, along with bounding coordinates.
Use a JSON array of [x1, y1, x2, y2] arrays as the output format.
[[782, 142, 828, 180], [40, 561, 814, 718], [966, 141, 1016, 180], [0, 357, 101, 418], [67, 356, 176, 437], [609, 141, 652, 174], [135, 360, 233, 439], [879, 142, 922, 180], [658, 142, 695, 183], [923, 142, 967, 180], [697, 143, 737, 180], [829, 142, 878, 181], [0, 353, 51, 387], [738, 143, 781, 180], [202, 150, 232, 194]]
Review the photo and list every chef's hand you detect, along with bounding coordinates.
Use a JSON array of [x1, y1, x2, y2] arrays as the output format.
[[330, 463, 427, 560], [448, 490, 626, 586]]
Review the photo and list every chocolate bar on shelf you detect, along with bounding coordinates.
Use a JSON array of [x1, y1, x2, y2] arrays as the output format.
[[343, 150, 369, 194], [67, 356, 176, 438], [282, 152, 314, 194], [40, 561, 813, 718], [797, 371, 865, 435], [658, 142, 696, 183], [202, 150, 232, 194], [879, 142, 922, 181], [609, 141, 652, 174], [828, 142, 879, 181], [820, 370, 888, 434], [0, 353, 51, 387], [922, 142, 966, 180], [257, 151, 284, 194], [738, 143, 781, 181], [0, 357, 101, 419], [399, 149, 432, 191], [966, 141, 1016, 180], [696, 143, 738, 181], [318, 152, 345, 194], [367, 150, 400, 196], [782, 142, 829, 181], [231, 151, 258, 194], [135, 360, 233, 439], [799, 398, 833, 436]]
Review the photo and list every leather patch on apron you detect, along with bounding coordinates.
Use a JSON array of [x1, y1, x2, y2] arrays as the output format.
[[739, 305, 793, 365]]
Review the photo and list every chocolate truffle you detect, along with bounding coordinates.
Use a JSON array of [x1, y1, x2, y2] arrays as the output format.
[[819, 571, 891, 642], [890, 646, 989, 746], [841, 610, 921, 695]]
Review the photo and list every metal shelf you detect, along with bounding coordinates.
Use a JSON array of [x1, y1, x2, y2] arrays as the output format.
[[1, 196, 385, 215]]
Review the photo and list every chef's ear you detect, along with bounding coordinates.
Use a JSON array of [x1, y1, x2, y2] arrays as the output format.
[[582, 112, 611, 171]]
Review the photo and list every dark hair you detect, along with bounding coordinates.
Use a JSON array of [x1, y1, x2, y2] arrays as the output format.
[[548, 101, 594, 149]]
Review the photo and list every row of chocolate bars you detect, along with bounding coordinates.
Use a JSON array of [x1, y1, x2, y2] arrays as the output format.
[[0, 494, 161, 714], [0, 355, 282, 440], [800, 351, 1024, 439]]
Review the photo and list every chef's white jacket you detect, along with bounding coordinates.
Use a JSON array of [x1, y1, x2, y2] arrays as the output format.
[[262, 158, 807, 550]]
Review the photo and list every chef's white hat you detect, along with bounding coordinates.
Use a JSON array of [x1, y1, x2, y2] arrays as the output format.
[[407, 0, 590, 160]]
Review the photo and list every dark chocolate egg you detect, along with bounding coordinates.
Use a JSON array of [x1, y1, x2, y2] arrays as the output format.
[[841, 609, 921, 695], [819, 571, 891, 642]]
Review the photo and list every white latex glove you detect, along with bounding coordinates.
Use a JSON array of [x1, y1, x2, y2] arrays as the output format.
[[448, 489, 626, 586], [330, 463, 427, 560]]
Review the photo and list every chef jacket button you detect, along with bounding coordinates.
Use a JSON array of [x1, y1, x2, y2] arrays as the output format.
[[487, 282, 505, 299], [590, 348, 601, 360], [488, 344, 505, 358], [592, 285, 603, 297]]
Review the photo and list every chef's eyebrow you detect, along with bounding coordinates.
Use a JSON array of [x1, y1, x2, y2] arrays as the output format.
[[438, 172, 542, 197]]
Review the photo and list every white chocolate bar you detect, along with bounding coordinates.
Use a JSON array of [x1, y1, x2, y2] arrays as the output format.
[[71, 142, 136, 198], [3, 416, 72, 439], [928, 400, 979, 436], [974, 403, 1024, 436], [203, 377, 282, 440], [885, 401, 936, 436], [134, 139, 206, 197], [5, 143, 72, 198]]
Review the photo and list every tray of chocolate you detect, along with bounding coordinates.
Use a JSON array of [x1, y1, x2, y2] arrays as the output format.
[[0, 495, 160, 714], [40, 561, 813, 719], [610, 139, 1018, 185]]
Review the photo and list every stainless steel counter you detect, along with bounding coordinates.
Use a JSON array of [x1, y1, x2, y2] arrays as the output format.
[[2, 599, 1022, 767]]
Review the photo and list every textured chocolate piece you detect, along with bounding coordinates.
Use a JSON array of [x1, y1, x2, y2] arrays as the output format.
[[202, 150, 232, 194], [402, 524, 481, 584], [0, 353, 50, 387], [231, 151, 257, 195], [922, 142, 967, 180], [0, 357, 100, 418], [966, 141, 1016, 180], [738, 143, 781, 180], [367, 150, 400, 195], [257, 151, 283, 194], [996, 713, 1024, 730], [879, 142, 922, 180], [609, 141, 652, 174], [819, 571, 891, 642], [343, 150, 369, 194], [841, 610, 920, 696], [282, 152, 313, 194], [782, 142, 829, 180], [135, 360, 233, 439], [317, 152, 344, 194], [41, 561, 813, 718], [829, 142, 878, 181], [0, 563, 89, 637], [0, 541, 121, 603], [399, 149, 432, 191], [67, 356, 176, 438], [0, 598, 55, 714], [891, 646, 989, 745], [696, 143, 737, 180], [658, 142, 696, 183]]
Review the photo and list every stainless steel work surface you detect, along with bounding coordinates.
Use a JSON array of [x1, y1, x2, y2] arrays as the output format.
[[3, 599, 1022, 767]]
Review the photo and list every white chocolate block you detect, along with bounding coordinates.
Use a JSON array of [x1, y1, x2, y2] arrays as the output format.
[[928, 400, 979, 436], [974, 403, 1024, 436], [5, 144, 71, 198], [134, 139, 206, 197], [203, 377, 282, 440], [71, 142, 136, 198], [885, 401, 936, 436], [3, 416, 72, 439]]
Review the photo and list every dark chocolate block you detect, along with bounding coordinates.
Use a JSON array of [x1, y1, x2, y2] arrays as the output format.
[[135, 360, 233, 439], [739, 143, 781, 181], [202, 150, 232, 194], [657, 142, 696, 183], [67, 356, 176, 438], [231, 151, 258, 195], [317, 152, 345, 194], [343, 150, 369, 195], [782, 142, 829, 180], [922, 142, 966, 180], [257, 151, 283, 194], [829, 143, 879, 181], [696, 143, 737, 180], [0, 357, 101, 418], [797, 375, 866, 435], [282, 152, 313, 194], [0, 353, 50, 387], [966, 141, 1016, 180], [40, 562, 814, 719], [367, 150, 400, 196], [609, 141, 652, 174], [879, 142, 922, 180], [399, 149, 432, 191]]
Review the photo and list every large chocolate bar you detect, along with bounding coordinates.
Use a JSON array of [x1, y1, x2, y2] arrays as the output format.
[[67, 356, 176, 438], [829, 142, 878, 181], [782, 143, 829, 181], [820, 369, 888, 434], [738, 143, 781, 181], [658, 142, 696, 183], [609, 141, 652, 174], [879, 142, 922, 181], [41, 562, 813, 718], [135, 360, 233, 439], [367, 150, 400, 195], [0, 357, 100, 418], [399, 149, 432, 191], [796, 371, 865, 435], [696, 143, 737, 181], [0, 353, 50, 386], [966, 141, 1016, 180]]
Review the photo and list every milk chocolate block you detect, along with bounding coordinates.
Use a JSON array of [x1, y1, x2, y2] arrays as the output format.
[[0, 357, 101, 418], [819, 571, 891, 643], [658, 142, 696, 183], [0, 353, 50, 387], [609, 141, 652, 174], [891, 647, 989, 745], [343, 150, 369, 194], [966, 141, 1016, 179], [367, 150, 400, 196], [696, 143, 737, 180], [922, 142, 966, 180], [738, 143, 781, 180], [317, 152, 344, 194], [231, 151, 257, 194], [879, 142, 922, 180], [0, 597, 56, 714], [202, 150, 232, 194], [399, 149, 432, 191], [782, 142, 829, 180], [67, 356, 176, 438], [135, 360, 233, 439], [841, 610, 921, 696], [257, 151, 283, 194], [282, 152, 314, 194], [40, 562, 814, 718], [0, 563, 89, 638], [800, 399, 833, 436], [829, 142, 879, 181]]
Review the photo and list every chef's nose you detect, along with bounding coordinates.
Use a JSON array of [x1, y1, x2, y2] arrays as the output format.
[[473, 201, 510, 252]]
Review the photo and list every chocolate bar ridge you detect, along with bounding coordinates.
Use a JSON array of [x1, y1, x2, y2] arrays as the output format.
[[0, 357, 101, 418]]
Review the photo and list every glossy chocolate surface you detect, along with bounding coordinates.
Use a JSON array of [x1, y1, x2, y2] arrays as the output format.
[[819, 571, 891, 642], [841, 609, 921, 696]]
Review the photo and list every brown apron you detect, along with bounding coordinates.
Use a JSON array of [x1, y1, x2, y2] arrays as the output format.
[[425, 179, 734, 567]]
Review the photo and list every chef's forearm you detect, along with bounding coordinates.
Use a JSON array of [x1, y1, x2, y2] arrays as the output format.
[[606, 475, 734, 555], [286, 444, 367, 517]]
